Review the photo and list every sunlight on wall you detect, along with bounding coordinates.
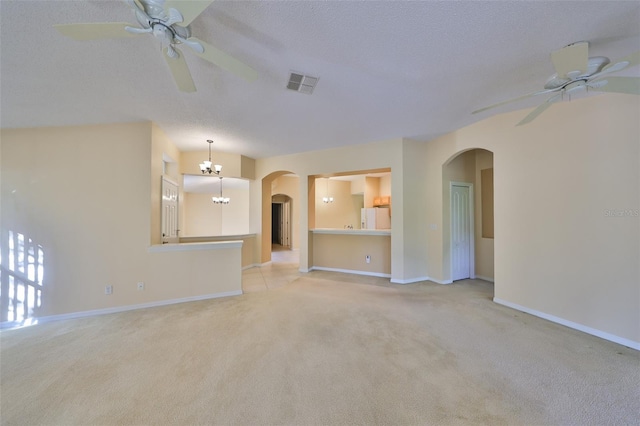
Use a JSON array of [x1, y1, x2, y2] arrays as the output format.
[[0, 230, 44, 327]]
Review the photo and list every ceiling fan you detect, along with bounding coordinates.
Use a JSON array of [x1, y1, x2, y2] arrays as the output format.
[[472, 41, 640, 126], [54, 0, 258, 92]]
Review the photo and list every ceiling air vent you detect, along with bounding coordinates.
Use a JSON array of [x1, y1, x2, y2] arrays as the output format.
[[287, 72, 319, 94]]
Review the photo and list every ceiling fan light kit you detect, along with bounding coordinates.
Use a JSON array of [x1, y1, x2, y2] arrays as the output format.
[[473, 41, 640, 126], [54, 0, 257, 92]]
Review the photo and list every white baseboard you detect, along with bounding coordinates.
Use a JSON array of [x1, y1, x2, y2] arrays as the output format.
[[30, 290, 243, 325], [309, 266, 391, 278], [429, 277, 454, 285], [242, 264, 262, 270], [493, 298, 640, 351], [475, 275, 495, 283], [390, 276, 430, 284], [397, 276, 452, 285]]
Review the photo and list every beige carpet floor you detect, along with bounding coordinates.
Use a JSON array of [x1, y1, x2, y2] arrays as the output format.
[[1, 272, 638, 425]]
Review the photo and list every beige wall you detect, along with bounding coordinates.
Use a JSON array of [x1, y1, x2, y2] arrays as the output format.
[[364, 177, 380, 208], [180, 150, 254, 179], [253, 138, 428, 282], [312, 233, 391, 275], [380, 175, 391, 198], [251, 94, 638, 345], [474, 150, 494, 280], [1, 123, 241, 318], [253, 138, 420, 278], [314, 179, 362, 229], [425, 94, 639, 343], [182, 186, 250, 236], [179, 235, 256, 269], [3, 93, 635, 345]]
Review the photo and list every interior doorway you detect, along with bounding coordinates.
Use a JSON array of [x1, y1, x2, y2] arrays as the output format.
[[442, 149, 494, 285], [451, 182, 473, 281], [161, 176, 179, 244], [271, 195, 292, 249], [272, 203, 281, 244], [261, 172, 299, 266]]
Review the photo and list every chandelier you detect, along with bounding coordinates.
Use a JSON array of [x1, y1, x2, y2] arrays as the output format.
[[212, 176, 230, 204], [199, 140, 222, 175], [199, 140, 229, 204]]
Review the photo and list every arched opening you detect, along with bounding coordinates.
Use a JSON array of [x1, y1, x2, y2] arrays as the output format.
[[261, 171, 299, 265], [442, 148, 494, 290]]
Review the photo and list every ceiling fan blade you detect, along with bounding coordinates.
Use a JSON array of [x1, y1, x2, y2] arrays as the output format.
[[472, 88, 560, 114], [164, 47, 196, 93], [516, 93, 562, 126], [590, 76, 640, 95], [163, 0, 214, 26], [551, 41, 589, 79], [190, 37, 258, 82], [128, 0, 152, 22], [54, 23, 137, 40], [602, 51, 640, 73]]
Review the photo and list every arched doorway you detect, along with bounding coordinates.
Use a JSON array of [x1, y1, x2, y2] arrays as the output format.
[[442, 148, 494, 287], [261, 171, 299, 265]]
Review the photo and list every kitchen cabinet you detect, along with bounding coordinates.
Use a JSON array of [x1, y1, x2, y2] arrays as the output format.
[[373, 195, 391, 207]]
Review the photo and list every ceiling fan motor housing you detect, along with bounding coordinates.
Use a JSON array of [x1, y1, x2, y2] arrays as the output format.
[[544, 56, 610, 89]]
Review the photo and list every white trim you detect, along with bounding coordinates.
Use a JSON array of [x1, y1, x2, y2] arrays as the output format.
[[493, 298, 640, 351], [23, 291, 243, 325], [148, 241, 242, 252], [390, 276, 430, 284], [180, 234, 256, 243], [161, 174, 179, 186], [310, 266, 391, 278], [310, 228, 391, 236], [450, 181, 475, 282], [429, 277, 454, 285], [475, 275, 495, 283], [242, 263, 262, 270]]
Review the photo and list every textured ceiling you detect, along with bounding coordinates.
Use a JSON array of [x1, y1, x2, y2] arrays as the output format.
[[1, 1, 639, 159]]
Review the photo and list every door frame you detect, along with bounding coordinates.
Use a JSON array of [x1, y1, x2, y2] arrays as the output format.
[[271, 196, 292, 249], [161, 175, 180, 244], [282, 199, 291, 248], [450, 181, 475, 281]]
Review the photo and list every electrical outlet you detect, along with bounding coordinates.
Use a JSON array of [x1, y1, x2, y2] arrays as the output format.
[[105, 285, 113, 295], [137, 282, 144, 291], [366, 255, 371, 264]]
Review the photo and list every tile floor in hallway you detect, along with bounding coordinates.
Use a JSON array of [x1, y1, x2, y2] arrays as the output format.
[[241, 244, 397, 293], [241, 245, 303, 293]]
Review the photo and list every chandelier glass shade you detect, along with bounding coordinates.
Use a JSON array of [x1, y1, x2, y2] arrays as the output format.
[[199, 140, 229, 204], [200, 140, 222, 175], [212, 177, 230, 204]]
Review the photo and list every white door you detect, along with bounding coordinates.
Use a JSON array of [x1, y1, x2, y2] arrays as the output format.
[[451, 184, 472, 281], [161, 177, 179, 244]]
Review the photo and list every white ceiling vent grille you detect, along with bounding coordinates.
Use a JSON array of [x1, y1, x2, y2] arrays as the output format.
[[287, 72, 319, 94]]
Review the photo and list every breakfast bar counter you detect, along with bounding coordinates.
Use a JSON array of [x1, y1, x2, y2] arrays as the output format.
[[309, 228, 391, 277]]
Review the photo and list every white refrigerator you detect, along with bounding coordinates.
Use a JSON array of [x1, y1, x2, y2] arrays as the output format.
[[361, 208, 391, 230]]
